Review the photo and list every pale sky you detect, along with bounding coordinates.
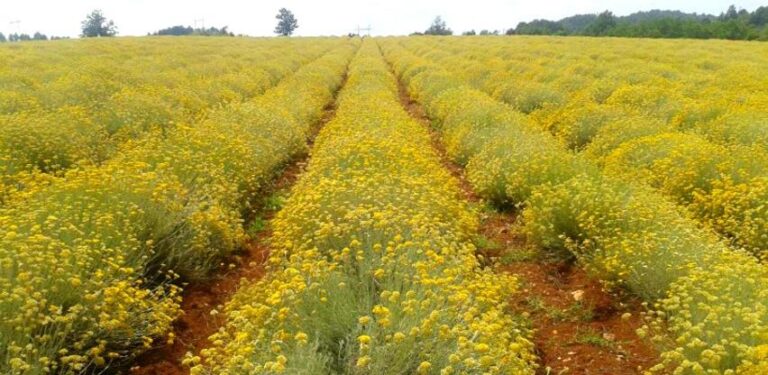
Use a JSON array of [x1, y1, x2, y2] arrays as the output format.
[[1, 1, 764, 38]]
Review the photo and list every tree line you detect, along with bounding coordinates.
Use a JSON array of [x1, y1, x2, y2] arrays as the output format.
[[151, 26, 235, 37], [0, 32, 67, 42], [1, 7, 300, 43], [5, 6, 766, 42], [509, 5, 768, 41]]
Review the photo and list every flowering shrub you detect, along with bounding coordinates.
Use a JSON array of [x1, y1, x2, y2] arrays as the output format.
[[190, 40, 536, 375], [0, 38, 336, 205], [0, 39, 356, 373], [382, 37, 768, 373]]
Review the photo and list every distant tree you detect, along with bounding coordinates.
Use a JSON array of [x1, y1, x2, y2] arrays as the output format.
[[584, 10, 616, 35], [274, 8, 298, 36], [155, 25, 194, 36], [721, 5, 739, 20], [0, 33, 5, 42], [750, 6, 768, 26], [18, 33, 31, 41], [81, 9, 117, 37], [32, 32, 47, 41], [508, 5, 768, 41], [513, 20, 565, 35], [716, 18, 753, 39], [195, 26, 234, 36], [462, 30, 476, 35], [425, 16, 453, 35], [152, 25, 234, 36]]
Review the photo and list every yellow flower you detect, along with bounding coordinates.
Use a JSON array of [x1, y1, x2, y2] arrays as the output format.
[[356, 355, 371, 368], [294, 332, 308, 345], [358, 335, 372, 345], [417, 361, 432, 374]]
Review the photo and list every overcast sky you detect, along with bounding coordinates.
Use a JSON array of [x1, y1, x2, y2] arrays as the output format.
[[1, 1, 764, 38]]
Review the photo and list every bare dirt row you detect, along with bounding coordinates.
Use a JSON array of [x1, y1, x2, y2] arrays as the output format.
[[394, 75, 659, 375], [127, 91, 344, 375]]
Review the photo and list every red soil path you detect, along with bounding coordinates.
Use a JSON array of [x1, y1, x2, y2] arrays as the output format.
[[395, 75, 661, 375], [128, 97, 340, 375]]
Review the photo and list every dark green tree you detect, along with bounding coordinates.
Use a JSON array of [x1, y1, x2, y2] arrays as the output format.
[[462, 30, 477, 35], [32, 32, 48, 41], [750, 6, 768, 26], [274, 8, 298, 36], [584, 10, 616, 35], [721, 5, 739, 20], [81, 9, 117, 37], [425, 16, 453, 35], [0, 33, 5, 42]]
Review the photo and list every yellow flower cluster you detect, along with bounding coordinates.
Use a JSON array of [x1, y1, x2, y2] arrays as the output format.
[[0, 37, 337, 205], [380, 38, 768, 373], [0, 39, 356, 374], [387, 36, 768, 260], [190, 40, 536, 374], [602, 133, 768, 258]]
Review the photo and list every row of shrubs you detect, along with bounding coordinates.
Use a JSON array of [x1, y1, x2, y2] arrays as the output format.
[[0, 38, 337, 205], [401, 37, 768, 262], [380, 38, 768, 374], [0, 40, 357, 374], [188, 40, 537, 374]]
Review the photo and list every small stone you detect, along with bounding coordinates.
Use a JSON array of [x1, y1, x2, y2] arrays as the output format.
[[571, 290, 585, 302]]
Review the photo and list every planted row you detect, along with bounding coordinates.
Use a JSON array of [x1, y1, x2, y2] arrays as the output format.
[[0, 41, 357, 374], [398, 37, 768, 260], [0, 38, 336, 204], [399, 36, 768, 150], [380, 39, 768, 374], [189, 40, 536, 374]]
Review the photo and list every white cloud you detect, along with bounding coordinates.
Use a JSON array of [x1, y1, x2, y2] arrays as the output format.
[[1, 0, 763, 38]]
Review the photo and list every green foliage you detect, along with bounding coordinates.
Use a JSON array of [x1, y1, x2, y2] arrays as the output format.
[[153, 25, 234, 36], [584, 11, 616, 36], [424, 16, 453, 35], [512, 5, 768, 41], [81, 9, 117, 37], [572, 328, 615, 349], [274, 8, 299, 36]]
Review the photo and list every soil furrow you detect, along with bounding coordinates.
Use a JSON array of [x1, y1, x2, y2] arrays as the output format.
[[393, 71, 659, 375], [127, 80, 346, 375]]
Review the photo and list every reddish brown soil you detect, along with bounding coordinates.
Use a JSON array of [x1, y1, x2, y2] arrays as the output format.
[[498, 211, 660, 375], [128, 92, 342, 375], [129, 241, 269, 375], [129, 158, 306, 375], [395, 75, 661, 374]]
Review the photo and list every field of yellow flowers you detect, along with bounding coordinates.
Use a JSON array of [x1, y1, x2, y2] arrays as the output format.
[[381, 36, 767, 374], [393, 36, 768, 261], [0, 37, 338, 205], [2, 34, 768, 375], [0, 37, 356, 374], [188, 39, 536, 375]]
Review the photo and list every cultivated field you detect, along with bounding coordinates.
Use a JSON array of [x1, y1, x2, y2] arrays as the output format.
[[0, 36, 766, 375]]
